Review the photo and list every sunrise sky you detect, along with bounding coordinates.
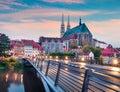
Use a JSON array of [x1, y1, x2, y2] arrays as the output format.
[[0, 0, 120, 47]]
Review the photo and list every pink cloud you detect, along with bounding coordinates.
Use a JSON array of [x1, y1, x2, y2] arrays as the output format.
[[0, 4, 11, 10], [0, 0, 28, 7], [86, 19, 120, 46], [43, 0, 84, 4], [0, 20, 61, 41], [0, 8, 98, 21]]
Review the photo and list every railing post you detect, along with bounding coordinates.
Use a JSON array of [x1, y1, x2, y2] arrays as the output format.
[[82, 69, 92, 92], [54, 62, 61, 86], [37, 60, 40, 67], [40, 59, 44, 71], [45, 60, 50, 76]]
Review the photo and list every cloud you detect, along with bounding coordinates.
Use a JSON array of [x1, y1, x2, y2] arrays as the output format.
[[43, 0, 84, 4], [0, 0, 28, 10], [0, 7, 98, 21], [0, 4, 11, 10], [86, 19, 120, 46], [0, 20, 60, 41]]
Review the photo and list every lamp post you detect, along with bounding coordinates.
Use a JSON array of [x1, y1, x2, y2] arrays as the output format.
[[113, 59, 118, 66], [81, 57, 85, 62], [64, 56, 69, 64], [56, 56, 59, 62], [49, 56, 53, 60]]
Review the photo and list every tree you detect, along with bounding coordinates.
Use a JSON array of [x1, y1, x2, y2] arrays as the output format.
[[82, 45, 101, 58], [0, 33, 10, 56], [82, 45, 93, 52], [93, 47, 101, 58]]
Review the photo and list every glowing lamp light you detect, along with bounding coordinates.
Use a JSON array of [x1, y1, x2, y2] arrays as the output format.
[[45, 55, 48, 59], [65, 56, 68, 60], [56, 56, 59, 59], [65, 60, 69, 64], [55, 56, 59, 61], [80, 63, 86, 68], [42, 56, 44, 59], [5, 73, 9, 82], [113, 59, 118, 65], [33, 58, 36, 61], [81, 57, 85, 61], [49, 56, 52, 60]]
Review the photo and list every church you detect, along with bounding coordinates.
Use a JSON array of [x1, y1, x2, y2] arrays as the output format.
[[39, 15, 108, 54], [61, 14, 93, 51]]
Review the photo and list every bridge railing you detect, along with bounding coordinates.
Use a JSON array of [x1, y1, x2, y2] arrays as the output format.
[[30, 58, 120, 92]]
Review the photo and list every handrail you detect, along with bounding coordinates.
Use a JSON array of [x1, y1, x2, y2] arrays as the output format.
[[25, 58, 120, 92]]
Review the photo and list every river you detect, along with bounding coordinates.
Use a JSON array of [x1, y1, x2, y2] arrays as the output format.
[[0, 67, 45, 92]]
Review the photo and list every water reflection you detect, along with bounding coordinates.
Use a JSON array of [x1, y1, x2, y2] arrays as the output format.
[[0, 68, 45, 92], [0, 69, 24, 92]]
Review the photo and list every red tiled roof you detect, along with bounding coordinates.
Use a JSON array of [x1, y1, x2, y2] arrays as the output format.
[[21, 39, 43, 50], [62, 34, 77, 41], [102, 47, 118, 56]]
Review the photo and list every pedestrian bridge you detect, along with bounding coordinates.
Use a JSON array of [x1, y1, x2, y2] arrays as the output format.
[[23, 58, 120, 92]]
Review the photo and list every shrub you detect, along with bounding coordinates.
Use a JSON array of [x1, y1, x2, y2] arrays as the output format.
[[50, 52, 75, 59]]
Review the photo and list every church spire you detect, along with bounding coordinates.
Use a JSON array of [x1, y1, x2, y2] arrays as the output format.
[[60, 14, 65, 37], [67, 15, 70, 31], [79, 18, 82, 25], [62, 14, 64, 24]]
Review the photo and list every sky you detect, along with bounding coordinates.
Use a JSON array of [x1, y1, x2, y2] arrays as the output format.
[[0, 0, 120, 47]]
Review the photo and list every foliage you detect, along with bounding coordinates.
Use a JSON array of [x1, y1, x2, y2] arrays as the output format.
[[0, 61, 7, 70], [82, 45, 101, 58], [93, 47, 101, 58], [99, 55, 103, 65], [0, 57, 23, 70], [50, 52, 75, 58], [0, 34, 10, 57], [82, 45, 92, 52]]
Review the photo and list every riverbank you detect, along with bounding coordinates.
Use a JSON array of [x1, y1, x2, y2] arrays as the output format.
[[0, 57, 24, 70]]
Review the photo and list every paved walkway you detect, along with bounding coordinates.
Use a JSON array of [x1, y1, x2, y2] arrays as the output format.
[[70, 61, 120, 72]]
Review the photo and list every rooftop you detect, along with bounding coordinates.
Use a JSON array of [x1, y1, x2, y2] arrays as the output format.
[[63, 23, 92, 38]]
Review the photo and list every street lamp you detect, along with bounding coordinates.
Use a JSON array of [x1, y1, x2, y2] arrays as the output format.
[[81, 57, 85, 62], [49, 56, 53, 60], [113, 59, 118, 66], [64, 56, 69, 64], [56, 56, 59, 61], [45, 55, 48, 59], [65, 56, 68, 60]]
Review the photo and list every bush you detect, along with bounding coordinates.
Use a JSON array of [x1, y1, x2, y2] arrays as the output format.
[[0, 61, 7, 67], [9, 58, 17, 62], [50, 52, 75, 59], [0, 57, 24, 70]]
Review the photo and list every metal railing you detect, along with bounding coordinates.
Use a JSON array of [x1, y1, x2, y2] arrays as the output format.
[[28, 58, 120, 92]]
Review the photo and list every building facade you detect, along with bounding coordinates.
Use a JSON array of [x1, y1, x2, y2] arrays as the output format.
[[92, 39, 108, 49], [10, 40, 43, 57], [39, 37, 63, 54], [62, 18, 93, 51]]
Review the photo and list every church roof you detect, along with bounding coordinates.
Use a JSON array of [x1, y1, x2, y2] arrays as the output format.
[[63, 23, 92, 38]]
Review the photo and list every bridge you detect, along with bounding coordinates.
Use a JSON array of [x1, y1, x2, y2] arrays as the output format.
[[23, 58, 120, 92]]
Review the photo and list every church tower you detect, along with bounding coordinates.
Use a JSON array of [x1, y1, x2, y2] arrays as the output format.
[[79, 18, 82, 25], [67, 15, 70, 31], [60, 14, 65, 37]]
